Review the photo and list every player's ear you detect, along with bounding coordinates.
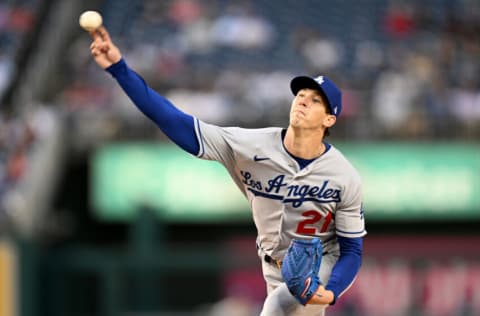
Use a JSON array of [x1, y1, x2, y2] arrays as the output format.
[[323, 114, 336, 128]]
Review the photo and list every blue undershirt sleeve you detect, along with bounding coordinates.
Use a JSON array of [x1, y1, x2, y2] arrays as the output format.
[[325, 236, 363, 304], [105, 59, 199, 155]]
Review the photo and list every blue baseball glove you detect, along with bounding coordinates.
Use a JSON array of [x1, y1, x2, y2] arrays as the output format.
[[281, 238, 323, 305]]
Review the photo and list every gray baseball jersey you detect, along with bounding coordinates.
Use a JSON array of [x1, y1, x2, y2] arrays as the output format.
[[194, 119, 366, 262]]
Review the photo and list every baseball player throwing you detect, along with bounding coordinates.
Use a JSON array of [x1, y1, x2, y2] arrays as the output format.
[[88, 26, 366, 316]]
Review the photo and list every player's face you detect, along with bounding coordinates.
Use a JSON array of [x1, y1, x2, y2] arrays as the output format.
[[289, 88, 336, 130]]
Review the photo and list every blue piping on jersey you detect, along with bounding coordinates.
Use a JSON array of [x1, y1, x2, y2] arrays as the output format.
[[336, 228, 366, 235], [195, 118, 205, 158]]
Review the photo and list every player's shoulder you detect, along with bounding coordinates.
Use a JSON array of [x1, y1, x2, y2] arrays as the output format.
[[224, 126, 282, 135], [197, 120, 283, 139], [327, 145, 362, 182], [222, 126, 283, 140]]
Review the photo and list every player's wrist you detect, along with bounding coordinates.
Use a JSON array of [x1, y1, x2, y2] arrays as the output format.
[[105, 58, 126, 74], [326, 289, 336, 305], [308, 285, 335, 305]]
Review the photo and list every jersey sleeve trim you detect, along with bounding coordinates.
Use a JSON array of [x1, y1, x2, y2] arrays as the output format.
[[194, 118, 205, 158], [336, 228, 367, 238]]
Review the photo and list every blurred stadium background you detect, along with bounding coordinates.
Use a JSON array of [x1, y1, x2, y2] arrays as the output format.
[[1, 0, 480, 315]]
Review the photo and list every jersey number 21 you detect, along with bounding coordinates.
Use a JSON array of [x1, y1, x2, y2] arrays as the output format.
[[296, 210, 332, 235]]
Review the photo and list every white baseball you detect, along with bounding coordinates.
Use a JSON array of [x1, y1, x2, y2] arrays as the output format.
[[79, 11, 103, 32]]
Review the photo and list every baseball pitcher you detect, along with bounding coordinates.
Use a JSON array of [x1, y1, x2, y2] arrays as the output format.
[[88, 26, 366, 316]]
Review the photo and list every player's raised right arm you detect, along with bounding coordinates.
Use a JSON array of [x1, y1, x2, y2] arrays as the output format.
[[88, 27, 199, 155]]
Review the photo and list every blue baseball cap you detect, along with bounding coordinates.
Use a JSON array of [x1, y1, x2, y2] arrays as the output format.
[[290, 75, 342, 117]]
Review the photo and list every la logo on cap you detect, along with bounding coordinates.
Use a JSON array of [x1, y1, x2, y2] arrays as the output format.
[[315, 76, 324, 85]]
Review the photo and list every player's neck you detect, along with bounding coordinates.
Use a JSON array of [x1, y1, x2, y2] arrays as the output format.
[[283, 127, 326, 159]]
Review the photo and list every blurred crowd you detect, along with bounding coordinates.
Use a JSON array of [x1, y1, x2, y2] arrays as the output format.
[[59, 0, 480, 143], [0, 0, 35, 99], [0, 0, 41, 230]]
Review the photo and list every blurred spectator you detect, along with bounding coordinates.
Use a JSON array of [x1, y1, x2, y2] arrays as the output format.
[[240, 71, 294, 124], [371, 57, 422, 138], [354, 40, 385, 71], [422, 70, 452, 138], [210, 2, 275, 50], [168, 0, 204, 26], [301, 35, 344, 72], [0, 1, 37, 100], [383, 0, 416, 40], [0, 110, 35, 228], [0, 53, 15, 99], [166, 87, 231, 124], [449, 81, 480, 137]]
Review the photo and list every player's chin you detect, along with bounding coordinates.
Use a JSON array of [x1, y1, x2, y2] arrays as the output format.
[[290, 114, 304, 126], [291, 118, 313, 129], [289, 118, 302, 127]]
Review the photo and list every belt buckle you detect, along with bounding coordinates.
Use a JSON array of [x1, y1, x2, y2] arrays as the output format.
[[264, 255, 282, 269], [276, 260, 282, 269]]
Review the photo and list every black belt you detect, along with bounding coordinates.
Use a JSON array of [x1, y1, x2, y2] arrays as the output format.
[[264, 254, 282, 268]]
